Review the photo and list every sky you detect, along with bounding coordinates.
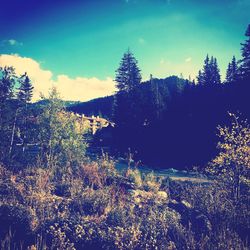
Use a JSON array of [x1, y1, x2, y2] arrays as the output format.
[[0, 0, 249, 101]]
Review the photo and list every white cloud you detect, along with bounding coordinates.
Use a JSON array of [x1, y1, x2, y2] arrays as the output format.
[[138, 37, 146, 45], [160, 58, 165, 65], [159, 58, 171, 65], [152, 57, 198, 80], [0, 54, 116, 102], [185, 57, 192, 62], [1, 39, 23, 47], [54, 75, 115, 102], [8, 39, 23, 46], [124, 0, 139, 4]]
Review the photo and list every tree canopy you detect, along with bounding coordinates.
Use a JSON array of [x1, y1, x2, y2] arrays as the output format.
[[115, 49, 142, 92]]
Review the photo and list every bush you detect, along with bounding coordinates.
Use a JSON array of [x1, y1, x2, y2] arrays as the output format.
[[0, 204, 34, 248], [125, 168, 142, 188]]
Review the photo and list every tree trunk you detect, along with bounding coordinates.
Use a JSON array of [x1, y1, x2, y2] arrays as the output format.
[[9, 109, 18, 156]]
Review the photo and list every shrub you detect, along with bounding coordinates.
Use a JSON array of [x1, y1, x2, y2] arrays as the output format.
[[125, 168, 142, 188], [0, 204, 34, 248]]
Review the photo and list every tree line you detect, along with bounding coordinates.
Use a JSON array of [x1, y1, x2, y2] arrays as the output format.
[[1, 24, 249, 170], [111, 24, 250, 168], [0, 70, 89, 170]]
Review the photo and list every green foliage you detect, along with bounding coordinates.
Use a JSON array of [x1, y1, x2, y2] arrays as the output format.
[[0, 67, 36, 167], [0, 67, 17, 163], [207, 113, 250, 202], [125, 167, 143, 188], [143, 171, 162, 192], [17, 73, 34, 104], [0, 151, 249, 250], [38, 88, 88, 168], [0, 66, 16, 104], [0, 23, 250, 250]]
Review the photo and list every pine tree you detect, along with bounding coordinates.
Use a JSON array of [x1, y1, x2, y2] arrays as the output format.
[[0, 67, 17, 162], [18, 73, 34, 104], [226, 62, 232, 82], [197, 70, 203, 85], [115, 49, 141, 92], [203, 55, 211, 84], [150, 75, 168, 120], [197, 55, 221, 85], [226, 56, 238, 83], [0, 67, 15, 105], [239, 24, 250, 78], [211, 57, 221, 85], [15, 73, 34, 156], [113, 50, 142, 153]]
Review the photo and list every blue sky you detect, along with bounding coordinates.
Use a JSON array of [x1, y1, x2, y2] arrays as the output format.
[[0, 0, 249, 100]]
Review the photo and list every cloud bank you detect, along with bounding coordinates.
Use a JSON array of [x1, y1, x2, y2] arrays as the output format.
[[0, 54, 116, 102]]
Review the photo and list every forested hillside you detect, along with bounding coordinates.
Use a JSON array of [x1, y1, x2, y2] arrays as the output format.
[[70, 30, 250, 168], [68, 96, 114, 119]]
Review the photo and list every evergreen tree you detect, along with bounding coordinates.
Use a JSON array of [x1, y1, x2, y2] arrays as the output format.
[[115, 49, 141, 92], [113, 50, 142, 153], [0, 67, 17, 163], [197, 70, 203, 85], [226, 56, 238, 83], [18, 73, 34, 104], [197, 55, 209, 85], [13, 73, 34, 156], [197, 55, 221, 85], [239, 24, 250, 78], [150, 75, 169, 120], [0, 67, 15, 105], [211, 57, 221, 85], [113, 50, 142, 124]]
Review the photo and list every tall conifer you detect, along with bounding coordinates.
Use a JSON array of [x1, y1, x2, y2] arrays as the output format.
[[115, 49, 141, 92]]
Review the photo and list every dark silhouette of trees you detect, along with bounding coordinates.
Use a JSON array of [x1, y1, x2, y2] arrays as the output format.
[[239, 24, 250, 78], [226, 56, 238, 83], [0, 68, 35, 166], [113, 50, 143, 153], [231, 24, 250, 117], [102, 24, 250, 168], [197, 55, 221, 86], [15, 73, 34, 157], [0, 67, 15, 108], [66, 24, 250, 168], [115, 49, 141, 92], [150, 75, 170, 120], [0, 67, 17, 163], [17, 73, 34, 104], [113, 50, 142, 125], [0, 24, 249, 171]]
